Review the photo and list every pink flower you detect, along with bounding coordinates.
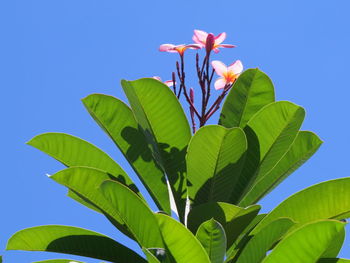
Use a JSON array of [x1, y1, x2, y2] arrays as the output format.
[[153, 76, 175, 87], [211, 60, 243, 90], [159, 44, 201, 56], [192, 30, 236, 53]]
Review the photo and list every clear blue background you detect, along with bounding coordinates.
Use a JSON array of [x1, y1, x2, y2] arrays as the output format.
[[1, 0, 350, 262]]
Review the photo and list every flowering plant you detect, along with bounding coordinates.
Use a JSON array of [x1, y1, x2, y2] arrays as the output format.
[[6, 30, 350, 263], [159, 30, 241, 131]]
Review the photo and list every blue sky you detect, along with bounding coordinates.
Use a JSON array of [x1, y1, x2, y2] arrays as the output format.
[[1, 0, 350, 262]]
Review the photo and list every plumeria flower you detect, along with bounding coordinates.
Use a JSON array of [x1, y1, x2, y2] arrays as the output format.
[[192, 30, 236, 53], [211, 60, 243, 90], [159, 44, 201, 56], [153, 76, 175, 87]]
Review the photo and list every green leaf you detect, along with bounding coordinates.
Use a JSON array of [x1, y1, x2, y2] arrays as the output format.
[[233, 218, 295, 263], [240, 130, 322, 206], [33, 260, 85, 263], [261, 220, 345, 263], [28, 133, 135, 188], [225, 213, 267, 262], [188, 202, 244, 233], [66, 190, 102, 214], [234, 101, 305, 203], [28, 133, 143, 208], [82, 94, 170, 214], [121, 78, 191, 221], [7, 225, 146, 263], [253, 177, 350, 233], [100, 180, 164, 249], [187, 125, 247, 206], [221, 205, 261, 249], [51, 167, 132, 238], [142, 248, 161, 263], [219, 68, 275, 128], [187, 202, 260, 248], [318, 259, 350, 263], [195, 219, 226, 263], [321, 226, 345, 258], [156, 214, 210, 263]]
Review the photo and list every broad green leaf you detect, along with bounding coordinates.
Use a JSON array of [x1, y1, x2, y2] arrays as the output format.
[[240, 130, 322, 206], [321, 226, 345, 258], [318, 259, 350, 263], [142, 248, 162, 263], [156, 214, 210, 263], [143, 248, 172, 263], [262, 220, 345, 263], [253, 177, 350, 233], [66, 190, 102, 214], [187, 202, 260, 248], [33, 260, 85, 263], [225, 213, 267, 262], [122, 78, 191, 221], [187, 125, 247, 206], [233, 101, 305, 203], [28, 133, 143, 208], [28, 133, 135, 188], [233, 218, 294, 263], [51, 167, 132, 238], [219, 205, 261, 248], [82, 94, 170, 214], [188, 202, 244, 233], [246, 101, 305, 181], [196, 219, 226, 263], [219, 68, 275, 128], [100, 180, 164, 249], [7, 225, 146, 263]]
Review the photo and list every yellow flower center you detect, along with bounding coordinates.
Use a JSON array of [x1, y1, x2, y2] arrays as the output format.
[[175, 46, 186, 55], [223, 71, 237, 83]]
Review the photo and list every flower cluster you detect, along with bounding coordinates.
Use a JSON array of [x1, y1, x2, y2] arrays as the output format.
[[157, 30, 243, 132]]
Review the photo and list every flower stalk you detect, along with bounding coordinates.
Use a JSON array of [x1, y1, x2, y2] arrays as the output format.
[[158, 30, 242, 133]]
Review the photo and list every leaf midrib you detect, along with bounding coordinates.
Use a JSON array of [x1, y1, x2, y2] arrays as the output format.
[[237, 69, 258, 128], [124, 81, 165, 171], [208, 130, 231, 202], [246, 137, 321, 204], [237, 106, 302, 203], [83, 95, 164, 209]]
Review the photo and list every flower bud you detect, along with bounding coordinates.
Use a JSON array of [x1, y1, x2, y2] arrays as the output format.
[[205, 33, 215, 54], [190, 88, 194, 103]]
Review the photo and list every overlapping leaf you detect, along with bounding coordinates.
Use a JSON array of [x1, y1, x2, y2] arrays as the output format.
[[142, 248, 161, 263], [51, 167, 132, 238], [28, 133, 134, 188], [187, 125, 247, 206], [196, 219, 226, 263], [7, 225, 146, 263], [122, 78, 191, 221], [240, 130, 322, 206], [82, 94, 170, 214], [225, 213, 267, 262], [318, 259, 350, 262], [187, 202, 260, 248], [219, 68, 275, 128], [232, 218, 295, 263], [253, 178, 350, 233], [28, 133, 143, 209], [100, 180, 164, 249], [232, 101, 305, 203], [262, 220, 345, 263], [156, 214, 210, 263], [187, 202, 244, 232]]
